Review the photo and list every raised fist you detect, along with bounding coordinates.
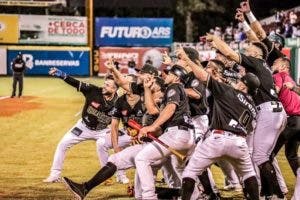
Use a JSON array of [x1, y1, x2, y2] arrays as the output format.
[[239, 0, 251, 13]]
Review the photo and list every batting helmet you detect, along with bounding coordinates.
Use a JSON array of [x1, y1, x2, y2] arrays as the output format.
[[268, 33, 285, 50], [167, 64, 189, 84], [241, 72, 261, 95]]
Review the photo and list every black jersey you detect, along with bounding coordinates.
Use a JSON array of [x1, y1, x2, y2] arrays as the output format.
[[161, 83, 192, 129], [12, 58, 26, 73], [239, 54, 278, 105], [262, 37, 285, 66], [64, 76, 117, 130], [207, 77, 257, 135], [185, 72, 207, 116], [111, 94, 144, 128]]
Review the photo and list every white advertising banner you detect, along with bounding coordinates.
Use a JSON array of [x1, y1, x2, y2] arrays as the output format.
[[0, 48, 7, 75], [19, 15, 87, 45]]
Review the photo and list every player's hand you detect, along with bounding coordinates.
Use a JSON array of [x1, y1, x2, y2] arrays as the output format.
[[162, 51, 172, 65], [205, 33, 215, 42], [283, 82, 294, 90], [143, 75, 154, 88], [106, 57, 115, 70], [235, 9, 245, 22], [49, 67, 66, 79], [138, 125, 156, 140], [240, 0, 251, 13], [175, 46, 189, 62]]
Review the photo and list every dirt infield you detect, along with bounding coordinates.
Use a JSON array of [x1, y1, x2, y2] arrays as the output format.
[[0, 96, 42, 117]]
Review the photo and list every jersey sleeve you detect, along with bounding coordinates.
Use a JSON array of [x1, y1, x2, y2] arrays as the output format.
[[111, 98, 122, 119], [64, 76, 94, 95], [239, 53, 262, 72], [165, 84, 181, 106], [207, 76, 230, 97], [130, 82, 144, 95]]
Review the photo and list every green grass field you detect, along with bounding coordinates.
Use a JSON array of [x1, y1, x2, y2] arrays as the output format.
[[0, 77, 297, 199]]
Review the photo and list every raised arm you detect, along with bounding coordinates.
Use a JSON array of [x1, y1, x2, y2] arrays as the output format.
[[240, 0, 267, 40], [205, 34, 240, 64], [175, 47, 209, 83], [143, 77, 160, 115], [106, 58, 132, 93], [235, 8, 259, 42]]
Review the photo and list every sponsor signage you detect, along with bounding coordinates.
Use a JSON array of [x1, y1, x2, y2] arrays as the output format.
[[19, 15, 87, 45], [0, 0, 66, 7], [0, 15, 19, 43], [95, 17, 173, 47], [97, 47, 168, 75], [7, 49, 89, 75]]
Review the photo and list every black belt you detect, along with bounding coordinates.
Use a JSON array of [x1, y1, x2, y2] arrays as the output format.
[[82, 121, 101, 131], [166, 125, 189, 132]]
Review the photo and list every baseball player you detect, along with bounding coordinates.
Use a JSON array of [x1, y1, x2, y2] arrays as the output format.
[[177, 47, 260, 200], [61, 75, 175, 200], [43, 68, 129, 183], [10, 52, 27, 98], [206, 32, 287, 199], [133, 64, 195, 200]]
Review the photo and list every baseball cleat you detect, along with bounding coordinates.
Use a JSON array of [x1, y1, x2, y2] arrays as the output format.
[[62, 177, 88, 200], [116, 174, 129, 184], [43, 175, 61, 183]]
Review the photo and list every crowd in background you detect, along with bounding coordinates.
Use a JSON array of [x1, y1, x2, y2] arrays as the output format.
[[199, 7, 300, 51]]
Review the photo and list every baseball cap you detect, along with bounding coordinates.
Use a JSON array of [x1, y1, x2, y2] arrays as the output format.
[[135, 63, 159, 76]]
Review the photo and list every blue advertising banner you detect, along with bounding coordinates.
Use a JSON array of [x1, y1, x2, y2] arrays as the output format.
[[7, 49, 89, 75], [95, 17, 173, 47]]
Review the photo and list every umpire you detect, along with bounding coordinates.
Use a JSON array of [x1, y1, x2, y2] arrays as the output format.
[[11, 52, 27, 98]]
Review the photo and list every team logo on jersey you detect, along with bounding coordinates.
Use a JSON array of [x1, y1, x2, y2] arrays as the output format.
[[191, 79, 199, 87], [91, 101, 100, 108], [122, 110, 128, 116], [167, 89, 176, 97]]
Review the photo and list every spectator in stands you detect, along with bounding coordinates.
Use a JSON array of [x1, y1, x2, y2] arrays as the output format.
[[283, 22, 293, 38], [214, 26, 222, 37], [128, 57, 137, 75], [289, 11, 298, 25], [293, 25, 300, 38]]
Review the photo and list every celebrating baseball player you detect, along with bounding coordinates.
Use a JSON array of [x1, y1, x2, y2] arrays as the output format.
[[177, 46, 260, 200], [44, 68, 126, 183]]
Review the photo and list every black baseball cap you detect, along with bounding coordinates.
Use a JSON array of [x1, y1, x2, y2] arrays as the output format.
[[241, 72, 260, 92], [135, 63, 159, 76]]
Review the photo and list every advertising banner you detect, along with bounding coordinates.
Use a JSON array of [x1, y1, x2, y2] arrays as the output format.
[[0, 15, 19, 43], [19, 15, 87, 45], [7, 49, 89, 75], [0, 48, 7, 75], [97, 47, 168, 75], [95, 17, 173, 47]]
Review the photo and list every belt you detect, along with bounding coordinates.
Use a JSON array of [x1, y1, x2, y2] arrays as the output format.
[[82, 120, 101, 131], [212, 130, 246, 138], [166, 125, 190, 132], [256, 101, 283, 113]]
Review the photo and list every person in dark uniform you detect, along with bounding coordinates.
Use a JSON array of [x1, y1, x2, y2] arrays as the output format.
[[11, 52, 27, 98], [43, 67, 120, 183], [134, 64, 195, 200], [205, 33, 287, 199], [176, 46, 260, 200], [60, 76, 167, 200]]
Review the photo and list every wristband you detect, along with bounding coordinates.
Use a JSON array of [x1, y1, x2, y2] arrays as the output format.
[[246, 11, 257, 23], [242, 21, 251, 32]]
